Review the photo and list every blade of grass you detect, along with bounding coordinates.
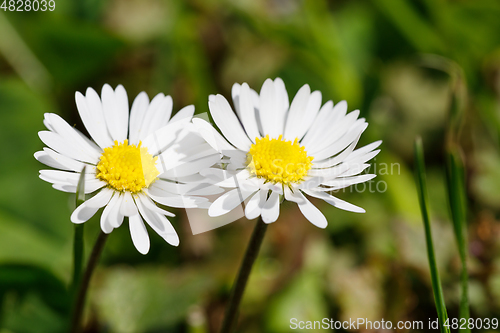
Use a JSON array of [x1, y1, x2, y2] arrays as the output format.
[[443, 58, 469, 329], [446, 148, 470, 331], [71, 166, 86, 294], [374, 0, 444, 53], [414, 137, 450, 333]]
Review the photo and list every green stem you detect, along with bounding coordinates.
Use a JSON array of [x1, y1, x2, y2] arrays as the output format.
[[414, 137, 450, 333], [220, 217, 268, 333], [71, 166, 87, 294], [71, 231, 109, 333], [446, 149, 470, 328], [71, 224, 85, 293]]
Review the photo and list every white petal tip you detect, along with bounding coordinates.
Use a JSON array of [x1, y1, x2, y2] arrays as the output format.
[[167, 236, 180, 247], [70, 213, 86, 224], [207, 207, 220, 217], [314, 221, 328, 229], [137, 247, 149, 255]]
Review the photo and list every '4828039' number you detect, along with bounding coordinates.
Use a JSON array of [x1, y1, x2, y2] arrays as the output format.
[[444, 318, 498, 330], [1, 0, 55, 11]]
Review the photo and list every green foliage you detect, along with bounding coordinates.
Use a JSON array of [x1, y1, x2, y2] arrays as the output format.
[[0, 264, 69, 332], [414, 138, 450, 333]]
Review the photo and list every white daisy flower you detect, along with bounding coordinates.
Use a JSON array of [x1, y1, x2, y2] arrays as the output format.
[[194, 78, 381, 228], [35, 84, 221, 254]]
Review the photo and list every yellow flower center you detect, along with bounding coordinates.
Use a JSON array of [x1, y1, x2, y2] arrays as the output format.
[[96, 140, 160, 193], [247, 135, 313, 185]]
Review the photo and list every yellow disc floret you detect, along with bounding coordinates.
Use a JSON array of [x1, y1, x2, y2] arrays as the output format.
[[247, 135, 313, 185], [96, 140, 160, 193]]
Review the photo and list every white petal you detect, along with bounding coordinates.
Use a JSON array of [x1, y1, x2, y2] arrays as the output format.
[[129, 214, 150, 254], [35, 148, 94, 173], [312, 134, 361, 168], [303, 190, 365, 213], [141, 120, 187, 156], [161, 154, 221, 178], [345, 148, 381, 165], [70, 201, 99, 224], [306, 110, 361, 156], [290, 90, 321, 140], [100, 193, 122, 232], [101, 84, 129, 142], [238, 83, 261, 142], [152, 179, 223, 196], [85, 188, 114, 208], [209, 94, 252, 151], [259, 79, 283, 138], [191, 118, 236, 154], [308, 161, 351, 178], [35, 151, 67, 171], [284, 186, 303, 203], [157, 133, 217, 169], [137, 193, 175, 217], [120, 191, 138, 216], [146, 190, 208, 208], [172, 173, 207, 183], [129, 92, 150, 145], [297, 176, 324, 190], [301, 100, 346, 149], [136, 195, 179, 246], [283, 84, 311, 140], [245, 189, 267, 220], [320, 174, 377, 190], [200, 168, 250, 188], [139, 94, 173, 140], [52, 179, 106, 194], [38, 131, 97, 164], [80, 88, 114, 149], [231, 83, 242, 116], [208, 188, 257, 217], [346, 140, 382, 160], [44, 113, 101, 161], [261, 191, 280, 223], [273, 78, 289, 117], [289, 190, 327, 228], [170, 105, 195, 123], [312, 121, 367, 161], [315, 161, 371, 180], [39, 170, 95, 186]]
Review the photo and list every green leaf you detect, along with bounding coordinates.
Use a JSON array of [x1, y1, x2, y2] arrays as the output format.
[[11, 17, 124, 86], [414, 137, 450, 333], [0, 210, 71, 279], [375, 0, 444, 53], [445, 148, 470, 330], [0, 263, 70, 320], [1, 293, 67, 333]]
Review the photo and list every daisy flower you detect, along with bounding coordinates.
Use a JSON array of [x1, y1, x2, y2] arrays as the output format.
[[35, 84, 221, 254], [194, 78, 381, 228]]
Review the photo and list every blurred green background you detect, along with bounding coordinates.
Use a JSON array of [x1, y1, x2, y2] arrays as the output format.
[[1, 0, 500, 332]]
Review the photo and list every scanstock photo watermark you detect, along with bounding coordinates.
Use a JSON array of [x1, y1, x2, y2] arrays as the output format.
[[290, 317, 499, 331], [329, 158, 398, 194]]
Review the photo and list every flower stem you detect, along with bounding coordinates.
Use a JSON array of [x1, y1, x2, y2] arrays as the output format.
[[220, 217, 268, 333], [71, 224, 85, 293], [71, 166, 87, 294], [71, 231, 109, 333]]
